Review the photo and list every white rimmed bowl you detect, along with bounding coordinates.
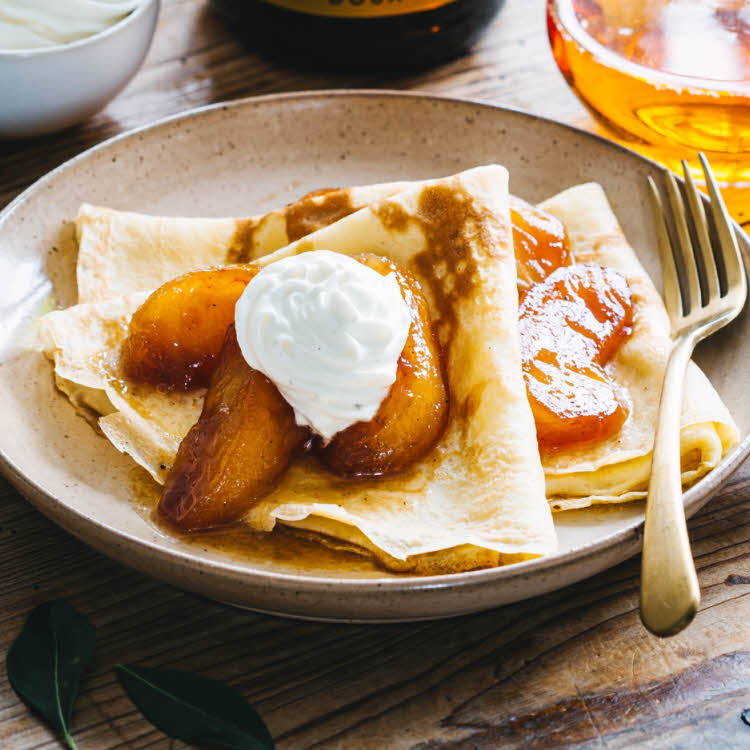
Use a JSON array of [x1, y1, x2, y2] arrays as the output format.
[[0, 0, 160, 139]]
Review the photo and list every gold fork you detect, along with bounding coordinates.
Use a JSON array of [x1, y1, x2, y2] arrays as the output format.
[[642, 154, 747, 637]]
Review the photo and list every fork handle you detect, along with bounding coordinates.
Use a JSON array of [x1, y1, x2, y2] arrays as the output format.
[[640, 334, 701, 637]]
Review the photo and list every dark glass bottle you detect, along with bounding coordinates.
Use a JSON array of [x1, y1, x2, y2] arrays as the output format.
[[212, 0, 506, 72]]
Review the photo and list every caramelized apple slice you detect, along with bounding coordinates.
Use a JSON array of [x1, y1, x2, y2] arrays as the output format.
[[510, 196, 572, 298], [519, 264, 634, 450], [319, 254, 449, 477], [158, 325, 309, 532], [121, 265, 258, 390]]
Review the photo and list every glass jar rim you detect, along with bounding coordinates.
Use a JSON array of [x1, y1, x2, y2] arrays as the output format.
[[551, 0, 750, 96]]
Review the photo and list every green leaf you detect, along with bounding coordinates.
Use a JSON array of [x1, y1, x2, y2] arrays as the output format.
[[117, 664, 274, 750], [6, 601, 96, 750]]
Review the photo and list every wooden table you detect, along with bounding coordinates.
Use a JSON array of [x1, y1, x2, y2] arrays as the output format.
[[2, 1, 749, 747]]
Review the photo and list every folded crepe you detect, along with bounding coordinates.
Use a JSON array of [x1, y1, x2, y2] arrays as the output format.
[[539, 183, 738, 509], [76, 180, 413, 303], [41, 165, 558, 574]]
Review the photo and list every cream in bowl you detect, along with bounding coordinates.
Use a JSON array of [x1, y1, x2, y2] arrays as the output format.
[[0, 0, 144, 50], [0, 0, 159, 138]]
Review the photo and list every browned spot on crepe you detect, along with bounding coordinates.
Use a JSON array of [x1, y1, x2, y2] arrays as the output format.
[[376, 201, 411, 233], [285, 188, 357, 242], [226, 188, 359, 264], [227, 218, 259, 264], [373, 181, 507, 345]]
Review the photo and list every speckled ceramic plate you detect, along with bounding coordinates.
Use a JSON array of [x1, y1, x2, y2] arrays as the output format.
[[1, 91, 749, 622]]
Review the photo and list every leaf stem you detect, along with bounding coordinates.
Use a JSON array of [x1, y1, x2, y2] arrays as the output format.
[[53, 631, 77, 750]]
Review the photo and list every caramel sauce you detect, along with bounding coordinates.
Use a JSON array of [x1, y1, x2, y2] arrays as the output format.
[[519, 264, 634, 451], [510, 196, 572, 297], [129, 467, 382, 575]]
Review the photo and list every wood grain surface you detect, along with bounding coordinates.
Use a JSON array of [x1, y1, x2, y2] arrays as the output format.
[[1, 1, 749, 748]]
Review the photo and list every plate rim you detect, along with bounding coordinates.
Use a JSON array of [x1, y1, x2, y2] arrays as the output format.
[[2, 88, 749, 595]]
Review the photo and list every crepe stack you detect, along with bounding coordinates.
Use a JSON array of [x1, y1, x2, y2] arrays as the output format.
[[42, 166, 558, 574], [39, 165, 739, 574]]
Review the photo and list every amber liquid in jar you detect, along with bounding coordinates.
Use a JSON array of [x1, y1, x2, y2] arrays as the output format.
[[212, 0, 504, 72], [548, 0, 750, 223]]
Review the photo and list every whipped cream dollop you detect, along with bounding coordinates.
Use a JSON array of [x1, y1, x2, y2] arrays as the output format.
[[235, 250, 412, 442], [0, 0, 143, 50]]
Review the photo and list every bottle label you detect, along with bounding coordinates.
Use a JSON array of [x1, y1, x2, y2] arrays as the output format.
[[259, 0, 457, 18]]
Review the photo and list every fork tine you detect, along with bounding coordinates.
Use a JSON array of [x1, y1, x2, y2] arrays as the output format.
[[648, 176, 683, 320], [682, 160, 720, 303], [664, 170, 701, 314], [699, 152, 745, 295]]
